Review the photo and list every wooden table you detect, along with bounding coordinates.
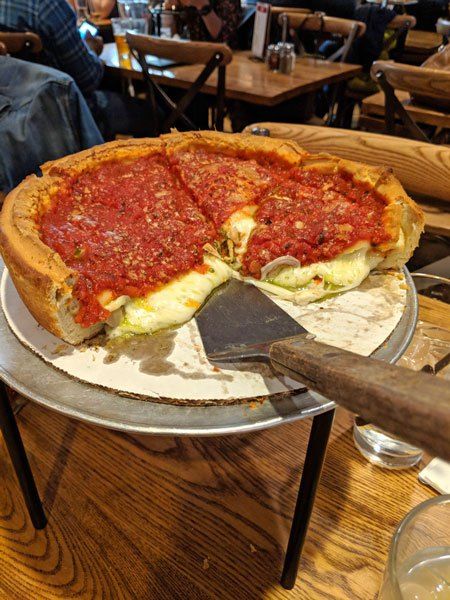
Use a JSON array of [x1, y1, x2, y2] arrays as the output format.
[[248, 122, 450, 237], [100, 45, 362, 106], [0, 293, 445, 599]]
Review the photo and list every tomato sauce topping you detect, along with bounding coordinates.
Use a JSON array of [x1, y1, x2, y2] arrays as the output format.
[[39, 153, 215, 327], [169, 149, 284, 228], [243, 168, 391, 278]]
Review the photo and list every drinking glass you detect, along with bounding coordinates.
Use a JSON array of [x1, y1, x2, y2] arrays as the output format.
[[354, 274, 450, 469], [379, 495, 450, 599], [118, 0, 149, 20], [111, 17, 147, 68]]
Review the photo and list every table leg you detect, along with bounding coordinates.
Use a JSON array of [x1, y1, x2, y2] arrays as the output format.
[[0, 382, 47, 529], [280, 409, 335, 590]]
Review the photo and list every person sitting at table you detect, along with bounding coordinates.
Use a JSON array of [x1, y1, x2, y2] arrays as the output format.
[[164, 0, 242, 49], [0, 0, 155, 139]]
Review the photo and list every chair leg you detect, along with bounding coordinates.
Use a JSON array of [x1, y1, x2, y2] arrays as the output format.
[[0, 382, 47, 529], [280, 409, 335, 590]]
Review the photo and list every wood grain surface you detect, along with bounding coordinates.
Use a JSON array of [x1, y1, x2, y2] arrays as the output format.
[[371, 60, 450, 101], [0, 31, 42, 54], [405, 30, 443, 54], [270, 339, 450, 461], [362, 90, 450, 129], [246, 122, 450, 235], [0, 298, 443, 599], [278, 13, 366, 38], [100, 46, 362, 106], [127, 34, 233, 65]]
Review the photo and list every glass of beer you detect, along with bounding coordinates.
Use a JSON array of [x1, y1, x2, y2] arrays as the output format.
[[379, 495, 450, 599], [111, 17, 147, 69]]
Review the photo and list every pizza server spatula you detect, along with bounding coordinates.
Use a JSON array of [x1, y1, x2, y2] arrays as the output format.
[[195, 278, 450, 461]]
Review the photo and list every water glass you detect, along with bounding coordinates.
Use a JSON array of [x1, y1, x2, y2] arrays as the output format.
[[111, 17, 147, 68], [354, 274, 450, 469], [353, 418, 423, 469], [118, 0, 149, 19], [379, 495, 450, 599]]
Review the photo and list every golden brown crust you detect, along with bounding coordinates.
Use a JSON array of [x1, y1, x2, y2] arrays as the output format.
[[0, 132, 423, 344], [163, 130, 308, 166], [297, 152, 424, 267], [0, 138, 164, 343]]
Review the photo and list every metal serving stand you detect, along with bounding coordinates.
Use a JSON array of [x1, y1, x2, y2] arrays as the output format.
[[0, 263, 417, 589]]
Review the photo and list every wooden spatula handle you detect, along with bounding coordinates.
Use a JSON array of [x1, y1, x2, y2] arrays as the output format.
[[270, 338, 450, 461]]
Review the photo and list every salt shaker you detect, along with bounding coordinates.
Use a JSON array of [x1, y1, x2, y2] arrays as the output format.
[[278, 42, 295, 74]]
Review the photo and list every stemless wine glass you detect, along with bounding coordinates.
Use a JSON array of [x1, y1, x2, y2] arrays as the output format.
[[379, 495, 450, 599]]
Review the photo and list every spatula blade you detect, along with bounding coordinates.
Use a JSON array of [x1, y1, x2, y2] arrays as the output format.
[[195, 278, 306, 361]]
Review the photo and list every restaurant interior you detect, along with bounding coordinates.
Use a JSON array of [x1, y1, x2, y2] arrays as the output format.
[[0, 0, 450, 598]]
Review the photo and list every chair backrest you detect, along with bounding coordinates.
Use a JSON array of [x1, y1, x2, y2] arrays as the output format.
[[388, 14, 417, 31], [370, 60, 450, 142], [384, 14, 417, 56], [127, 33, 232, 66], [279, 12, 366, 63], [270, 6, 311, 18], [281, 13, 366, 39], [371, 60, 450, 104], [0, 32, 42, 55], [126, 33, 232, 135]]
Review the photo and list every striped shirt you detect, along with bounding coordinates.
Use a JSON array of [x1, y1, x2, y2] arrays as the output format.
[[0, 0, 103, 94]]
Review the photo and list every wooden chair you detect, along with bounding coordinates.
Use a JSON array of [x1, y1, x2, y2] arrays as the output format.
[[338, 14, 416, 127], [126, 33, 232, 135], [278, 12, 366, 124], [362, 60, 450, 142], [270, 6, 311, 19], [246, 122, 450, 238], [279, 12, 366, 62], [385, 14, 417, 60], [0, 32, 42, 56]]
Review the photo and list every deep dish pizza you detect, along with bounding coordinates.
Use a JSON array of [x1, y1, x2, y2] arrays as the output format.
[[0, 131, 424, 345]]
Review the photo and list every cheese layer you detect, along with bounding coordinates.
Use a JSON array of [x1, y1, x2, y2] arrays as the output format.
[[221, 206, 257, 260], [107, 256, 232, 338], [250, 245, 383, 302]]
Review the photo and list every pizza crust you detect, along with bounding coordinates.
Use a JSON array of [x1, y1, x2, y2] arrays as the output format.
[[297, 153, 424, 269], [0, 132, 424, 345], [0, 138, 165, 344]]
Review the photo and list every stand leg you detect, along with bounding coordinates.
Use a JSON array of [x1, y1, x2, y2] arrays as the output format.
[[280, 409, 335, 590], [0, 382, 47, 529]]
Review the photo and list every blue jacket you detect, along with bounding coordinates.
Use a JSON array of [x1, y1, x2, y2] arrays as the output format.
[[0, 56, 103, 194]]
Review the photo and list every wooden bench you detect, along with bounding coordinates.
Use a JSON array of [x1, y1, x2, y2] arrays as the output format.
[[245, 122, 450, 237]]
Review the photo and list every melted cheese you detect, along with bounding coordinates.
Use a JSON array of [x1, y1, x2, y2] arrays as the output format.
[[107, 256, 232, 338], [249, 245, 383, 302], [221, 206, 257, 259]]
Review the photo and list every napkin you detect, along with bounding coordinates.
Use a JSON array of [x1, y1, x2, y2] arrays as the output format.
[[419, 459, 450, 494]]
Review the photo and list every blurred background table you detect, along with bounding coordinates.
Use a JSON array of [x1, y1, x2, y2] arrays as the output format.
[[100, 44, 362, 106]]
